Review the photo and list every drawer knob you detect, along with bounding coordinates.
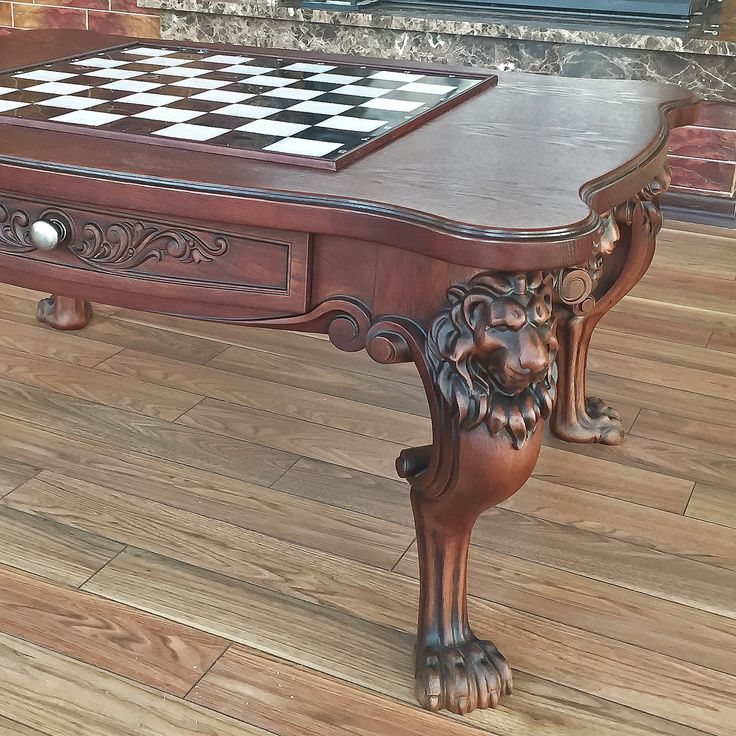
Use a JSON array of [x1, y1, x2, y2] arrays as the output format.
[[30, 219, 68, 252]]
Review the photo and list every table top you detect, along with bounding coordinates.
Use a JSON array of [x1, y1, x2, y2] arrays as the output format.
[[0, 30, 698, 268]]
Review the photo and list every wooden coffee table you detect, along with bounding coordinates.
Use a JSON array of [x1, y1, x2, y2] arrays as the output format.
[[0, 29, 698, 716]]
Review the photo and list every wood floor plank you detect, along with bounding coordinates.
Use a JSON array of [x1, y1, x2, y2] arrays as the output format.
[[96, 349, 431, 446], [189, 645, 489, 736], [471, 509, 736, 619], [85, 549, 727, 736], [0, 506, 122, 587], [395, 543, 736, 678], [500, 478, 736, 571], [686, 484, 736, 529], [3, 471, 414, 573], [209, 345, 429, 416], [0, 346, 203, 421], [0, 564, 229, 696], [0, 456, 38, 498], [587, 370, 736, 429], [545, 428, 736, 492], [0, 632, 272, 736], [614, 294, 736, 333], [535, 444, 692, 512], [0, 317, 123, 367], [0, 715, 50, 736], [591, 329, 736, 377], [653, 228, 736, 280], [0, 378, 296, 486], [631, 266, 736, 315], [597, 310, 710, 348], [177, 397, 404, 479], [631, 409, 735, 459], [708, 330, 736, 353], [273, 457, 414, 526], [587, 348, 736, 400], [114, 312, 420, 385], [82, 316, 228, 365]]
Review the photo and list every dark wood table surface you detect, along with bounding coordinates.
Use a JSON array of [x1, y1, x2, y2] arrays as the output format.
[[0, 29, 698, 716]]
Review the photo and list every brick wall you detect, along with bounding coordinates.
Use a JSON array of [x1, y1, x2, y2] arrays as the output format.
[[0, 0, 160, 37]]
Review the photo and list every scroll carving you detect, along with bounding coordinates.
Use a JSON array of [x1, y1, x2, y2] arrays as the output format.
[[72, 221, 229, 268], [0, 204, 35, 252]]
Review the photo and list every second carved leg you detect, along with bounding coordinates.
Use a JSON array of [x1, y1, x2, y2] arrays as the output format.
[[37, 295, 93, 331], [551, 170, 668, 445]]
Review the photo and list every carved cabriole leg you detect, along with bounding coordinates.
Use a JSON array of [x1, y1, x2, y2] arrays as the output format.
[[550, 168, 669, 445], [37, 295, 93, 331], [367, 271, 558, 714]]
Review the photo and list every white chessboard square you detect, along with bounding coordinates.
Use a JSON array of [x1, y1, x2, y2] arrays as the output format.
[[39, 95, 103, 110], [138, 56, 191, 68], [135, 107, 205, 123], [215, 103, 282, 119], [370, 71, 425, 82], [317, 115, 387, 132], [27, 82, 92, 95], [154, 66, 211, 78], [265, 137, 343, 158], [116, 92, 184, 106], [15, 70, 76, 82], [221, 64, 275, 76], [361, 97, 424, 112], [85, 68, 144, 80], [71, 57, 129, 69], [203, 55, 254, 64], [51, 110, 124, 126], [122, 47, 178, 57], [308, 73, 364, 85], [170, 77, 231, 90], [152, 123, 228, 141], [282, 62, 337, 73], [288, 100, 352, 116], [0, 99, 28, 113], [242, 75, 296, 88], [100, 79, 163, 93], [399, 82, 455, 95], [237, 119, 310, 137], [262, 87, 322, 101], [191, 89, 254, 103], [332, 84, 391, 98], [0, 86, 16, 97]]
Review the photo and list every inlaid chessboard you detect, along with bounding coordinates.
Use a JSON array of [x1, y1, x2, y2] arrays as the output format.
[[0, 44, 494, 170]]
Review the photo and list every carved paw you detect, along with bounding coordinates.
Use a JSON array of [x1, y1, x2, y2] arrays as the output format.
[[415, 638, 512, 714], [553, 396, 624, 445]]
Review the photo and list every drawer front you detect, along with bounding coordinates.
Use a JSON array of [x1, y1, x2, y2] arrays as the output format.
[[0, 194, 310, 318]]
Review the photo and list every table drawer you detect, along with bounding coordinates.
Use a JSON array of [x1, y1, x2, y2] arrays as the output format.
[[0, 193, 310, 318]]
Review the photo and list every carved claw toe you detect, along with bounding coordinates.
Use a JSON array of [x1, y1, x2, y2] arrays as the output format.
[[415, 638, 512, 714], [552, 396, 624, 445], [37, 296, 93, 331]]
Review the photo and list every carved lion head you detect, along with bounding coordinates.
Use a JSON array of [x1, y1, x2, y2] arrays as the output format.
[[428, 271, 558, 449]]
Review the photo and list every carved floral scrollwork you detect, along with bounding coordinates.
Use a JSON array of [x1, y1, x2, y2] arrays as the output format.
[[72, 221, 229, 269], [0, 204, 35, 252]]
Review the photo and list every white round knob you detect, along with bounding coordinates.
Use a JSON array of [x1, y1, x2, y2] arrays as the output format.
[[30, 220, 66, 252]]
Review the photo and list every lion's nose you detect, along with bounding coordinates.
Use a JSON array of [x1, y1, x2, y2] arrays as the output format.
[[519, 328, 550, 376]]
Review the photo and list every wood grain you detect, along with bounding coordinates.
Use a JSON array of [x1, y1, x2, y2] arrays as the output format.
[[0, 565, 230, 696], [0, 505, 121, 586], [686, 484, 736, 530], [0, 632, 271, 736]]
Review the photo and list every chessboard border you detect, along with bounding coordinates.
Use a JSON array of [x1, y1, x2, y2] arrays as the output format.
[[0, 41, 498, 172]]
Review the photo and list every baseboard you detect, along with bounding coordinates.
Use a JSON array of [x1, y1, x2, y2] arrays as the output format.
[[661, 191, 736, 229]]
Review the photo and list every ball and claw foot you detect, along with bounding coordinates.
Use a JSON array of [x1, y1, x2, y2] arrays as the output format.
[[415, 637, 513, 714], [554, 396, 624, 445]]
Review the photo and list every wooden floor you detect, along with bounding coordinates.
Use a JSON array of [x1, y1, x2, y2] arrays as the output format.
[[0, 220, 734, 736]]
